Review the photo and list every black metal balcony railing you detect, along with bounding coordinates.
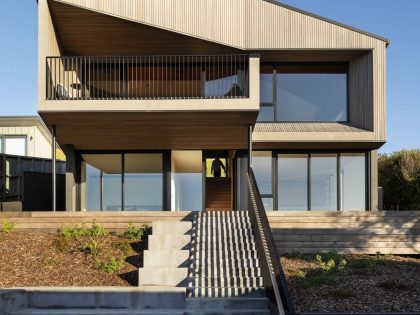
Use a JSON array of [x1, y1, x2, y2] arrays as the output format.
[[46, 55, 249, 101]]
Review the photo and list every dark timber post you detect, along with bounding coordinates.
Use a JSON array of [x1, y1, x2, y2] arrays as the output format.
[[248, 124, 253, 170], [51, 125, 56, 212]]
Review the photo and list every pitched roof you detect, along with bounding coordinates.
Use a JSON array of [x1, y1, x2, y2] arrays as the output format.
[[265, 0, 389, 45]]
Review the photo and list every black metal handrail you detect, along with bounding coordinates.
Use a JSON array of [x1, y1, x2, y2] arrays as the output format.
[[247, 168, 295, 315], [46, 54, 249, 100]]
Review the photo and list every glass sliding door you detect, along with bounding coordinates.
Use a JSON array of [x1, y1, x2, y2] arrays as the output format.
[[252, 151, 273, 210], [81, 154, 122, 211], [340, 153, 366, 210], [171, 150, 203, 211], [311, 154, 337, 211], [81, 153, 164, 211], [124, 154, 163, 211], [277, 154, 308, 210], [83, 162, 101, 211]]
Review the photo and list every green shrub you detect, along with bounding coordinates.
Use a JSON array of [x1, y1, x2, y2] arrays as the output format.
[[295, 270, 307, 279], [95, 256, 125, 273], [83, 238, 101, 256], [113, 241, 133, 256], [123, 223, 148, 241], [87, 222, 108, 238], [1, 218, 16, 233], [60, 221, 108, 239]]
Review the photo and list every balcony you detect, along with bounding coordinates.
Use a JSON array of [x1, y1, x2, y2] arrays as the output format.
[[46, 55, 250, 101]]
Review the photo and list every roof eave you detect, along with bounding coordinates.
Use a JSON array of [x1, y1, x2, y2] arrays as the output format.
[[264, 0, 390, 46]]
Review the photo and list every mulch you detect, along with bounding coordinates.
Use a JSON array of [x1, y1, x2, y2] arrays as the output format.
[[281, 254, 420, 313], [0, 231, 144, 287]]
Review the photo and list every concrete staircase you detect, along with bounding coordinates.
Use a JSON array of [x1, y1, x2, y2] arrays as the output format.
[[138, 221, 192, 287], [186, 211, 269, 314], [2, 213, 271, 315]]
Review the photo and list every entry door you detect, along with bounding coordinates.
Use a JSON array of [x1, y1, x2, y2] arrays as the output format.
[[204, 150, 233, 211]]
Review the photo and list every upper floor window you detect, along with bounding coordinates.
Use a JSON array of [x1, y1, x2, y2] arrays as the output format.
[[258, 63, 348, 122]]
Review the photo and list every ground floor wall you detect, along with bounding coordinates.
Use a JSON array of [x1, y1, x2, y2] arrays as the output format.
[[62, 147, 379, 212]]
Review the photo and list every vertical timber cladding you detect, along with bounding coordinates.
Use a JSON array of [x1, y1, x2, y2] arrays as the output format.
[[349, 52, 374, 131], [47, 0, 387, 141]]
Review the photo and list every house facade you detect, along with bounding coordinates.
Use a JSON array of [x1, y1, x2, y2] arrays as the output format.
[[0, 116, 53, 159], [38, 0, 387, 213]]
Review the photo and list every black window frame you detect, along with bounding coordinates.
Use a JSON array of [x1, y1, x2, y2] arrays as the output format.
[[76, 150, 170, 211], [252, 149, 369, 211], [258, 62, 349, 123]]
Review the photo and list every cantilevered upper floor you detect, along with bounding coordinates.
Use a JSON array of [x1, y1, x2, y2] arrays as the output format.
[[38, 0, 388, 150]]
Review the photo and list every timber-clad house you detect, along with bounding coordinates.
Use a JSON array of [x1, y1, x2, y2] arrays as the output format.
[[39, 0, 387, 213]]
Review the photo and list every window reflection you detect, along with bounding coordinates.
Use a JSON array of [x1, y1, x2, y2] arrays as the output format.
[[252, 151, 272, 194], [278, 154, 308, 210], [311, 154, 337, 211], [277, 74, 347, 121], [124, 154, 163, 211], [340, 154, 366, 210], [171, 150, 202, 211]]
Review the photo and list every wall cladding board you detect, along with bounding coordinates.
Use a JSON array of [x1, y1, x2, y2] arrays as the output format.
[[42, 0, 386, 142]]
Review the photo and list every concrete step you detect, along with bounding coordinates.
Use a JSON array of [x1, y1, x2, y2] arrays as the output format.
[[189, 266, 261, 276], [13, 287, 186, 310], [152, 221, 192, 235], [184, 310, 269, 315], [189, 259, 260, 268], [192, 249, 258, 256], [148, 234, 191, 250], [187, 287, 266, 298], [143, 250, 190, 267], [139, 267, 188, 286], [186, 297, 269, 310], [12, 309, 184, 315], [188, 276, 264, 287]]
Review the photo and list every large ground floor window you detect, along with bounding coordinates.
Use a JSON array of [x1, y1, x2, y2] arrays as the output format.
[[81, 153, 164, 211], [253, 151, 367, 211]]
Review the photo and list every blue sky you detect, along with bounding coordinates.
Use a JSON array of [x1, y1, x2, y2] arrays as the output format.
[[0, 0, 419, 153]]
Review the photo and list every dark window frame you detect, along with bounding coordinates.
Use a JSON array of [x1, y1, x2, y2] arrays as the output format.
[[258, 62, 349, 123], [76, 150, 170, 211], [252, 149, 369, 211]]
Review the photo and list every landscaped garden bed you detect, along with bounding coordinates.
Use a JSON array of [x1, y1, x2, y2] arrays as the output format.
[[281, 252, 420, 313], [0, 219, 148, 287]]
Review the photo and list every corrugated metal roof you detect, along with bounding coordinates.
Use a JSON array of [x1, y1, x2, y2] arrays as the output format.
[[254, 122, 369, 133]]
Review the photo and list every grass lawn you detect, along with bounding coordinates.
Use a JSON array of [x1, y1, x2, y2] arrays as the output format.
[[281, 252, 420, 313], [0, 221, 148, 287]]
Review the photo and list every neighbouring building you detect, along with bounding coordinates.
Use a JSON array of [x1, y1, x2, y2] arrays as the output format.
[[0, 116, 65, 210], [0, 116, 53, 159], [38, 0, 387, 213]]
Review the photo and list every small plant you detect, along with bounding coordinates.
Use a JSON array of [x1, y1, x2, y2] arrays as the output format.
[[113, 241, 133, 256], [1, 218, 16, 233], [123, 223, 148, 241], [95, 256, 125, 273], [60, 221, 108, 239], [84, 238, 101, 256], [295, 270, 307, 279], [87, 221, 108, 238]]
